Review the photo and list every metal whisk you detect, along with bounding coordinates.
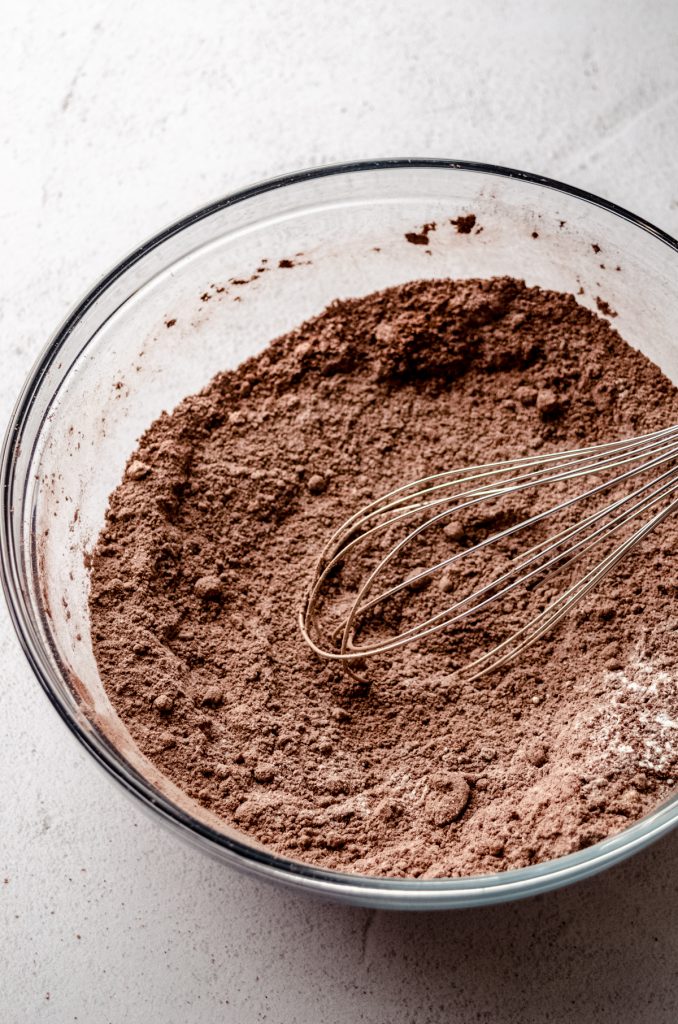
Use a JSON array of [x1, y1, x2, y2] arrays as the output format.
[[299, 424, 678, 681]]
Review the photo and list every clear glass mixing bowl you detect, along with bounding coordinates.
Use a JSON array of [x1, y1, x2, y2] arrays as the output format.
[[3, 160, 678, 910]]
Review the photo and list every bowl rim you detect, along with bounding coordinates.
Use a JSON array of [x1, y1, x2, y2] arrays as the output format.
[[3, 157, 678, 908]]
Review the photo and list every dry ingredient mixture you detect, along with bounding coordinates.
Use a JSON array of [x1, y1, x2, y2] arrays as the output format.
[[90, 277, 678, 878]]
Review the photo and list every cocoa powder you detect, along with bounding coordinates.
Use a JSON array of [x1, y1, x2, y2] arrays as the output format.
[[89, 277, 678, 878]]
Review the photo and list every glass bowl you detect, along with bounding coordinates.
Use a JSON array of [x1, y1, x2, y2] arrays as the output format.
[[3, 160, 678, 910]]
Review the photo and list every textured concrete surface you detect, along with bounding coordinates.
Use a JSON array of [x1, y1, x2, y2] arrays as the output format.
[[2, 1, 678, 1021]]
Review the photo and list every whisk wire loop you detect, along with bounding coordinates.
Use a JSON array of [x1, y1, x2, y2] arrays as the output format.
[[299, 425, 678, 680]]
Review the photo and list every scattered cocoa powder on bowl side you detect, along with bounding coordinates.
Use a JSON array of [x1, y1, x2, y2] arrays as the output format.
[[89, 277, 678, 878]]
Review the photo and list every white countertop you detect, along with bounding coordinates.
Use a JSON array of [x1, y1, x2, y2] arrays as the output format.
[[3, 2, 678, 1021]]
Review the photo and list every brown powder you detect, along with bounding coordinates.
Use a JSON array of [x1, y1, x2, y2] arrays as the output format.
[[404, 222, 437, 246], [451, 213, 477, 234], [89, 277, 678, 878]]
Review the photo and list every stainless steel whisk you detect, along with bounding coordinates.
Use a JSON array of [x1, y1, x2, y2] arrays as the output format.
[[299, 424, 678, 681]]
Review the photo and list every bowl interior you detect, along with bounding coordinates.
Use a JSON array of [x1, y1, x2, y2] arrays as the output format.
[[6, 163, 678, 907]]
